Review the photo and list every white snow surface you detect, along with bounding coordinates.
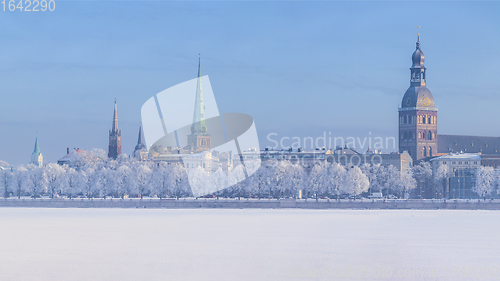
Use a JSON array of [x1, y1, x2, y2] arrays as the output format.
[[0, 209, 499, 281]]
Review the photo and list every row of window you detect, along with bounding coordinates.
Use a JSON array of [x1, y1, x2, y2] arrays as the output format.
[[401, 130, 436, 141], [399, 115, 436, 125], [442, 161, 479, 165], [184, 163, 210, 169]]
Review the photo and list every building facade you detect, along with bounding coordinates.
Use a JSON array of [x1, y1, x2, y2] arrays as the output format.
[[430, 153, 482, 199], [399, 37, 438, 163], [108, 100, 122, 159]]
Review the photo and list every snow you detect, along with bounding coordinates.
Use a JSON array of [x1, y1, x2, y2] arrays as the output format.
[[0, 208, 499, 281]]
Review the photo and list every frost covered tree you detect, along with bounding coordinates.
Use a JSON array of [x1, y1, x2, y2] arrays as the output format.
[[474, 166, 495, 199], [228, 164, 247, 198], [210, 168, 227, 198], [62, 167, 80, 199], [341, 166, 369, 197], [135, 164, 152, 198], [0, 167, 13, 198], [433, 164, 448, 199], [246, 165, 269, 198], [45, 163, 65, 198], [327, 163, 346, 199], [150, 163, 169, 198], [287, 163, 306, 198], [116, 165, 133, 199], [307, 163, 328, 199], [13, 166, 28, 198], [412, 161, 433, 198], [26, 164, 47, 198], [187, 166, 209, 197], [393, 168, 417, 199]]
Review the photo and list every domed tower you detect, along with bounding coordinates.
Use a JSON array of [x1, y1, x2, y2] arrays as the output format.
[[399, 36, 438, 162]]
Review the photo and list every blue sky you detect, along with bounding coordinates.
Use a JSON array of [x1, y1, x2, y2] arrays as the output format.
[[1, 1, 499, 165]]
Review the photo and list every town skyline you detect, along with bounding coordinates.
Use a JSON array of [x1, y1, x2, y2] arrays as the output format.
[[1, 1, 499, 165]]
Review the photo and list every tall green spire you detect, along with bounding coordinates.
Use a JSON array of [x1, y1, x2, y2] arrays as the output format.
[[191, 56, 208, 135]]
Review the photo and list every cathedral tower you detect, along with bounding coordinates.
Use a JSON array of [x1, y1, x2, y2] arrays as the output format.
[[399, 36, 438, 162], [186, 58, 211, 152], [108, 100, 122, 159]]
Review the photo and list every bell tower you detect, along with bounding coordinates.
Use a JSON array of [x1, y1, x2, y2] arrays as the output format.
[[399, 35, 438, 162]]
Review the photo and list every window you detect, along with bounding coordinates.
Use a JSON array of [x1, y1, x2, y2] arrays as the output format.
[[423, 147, 427, 157], [423, 116, 426, 124], [429, 147, 432, 157]]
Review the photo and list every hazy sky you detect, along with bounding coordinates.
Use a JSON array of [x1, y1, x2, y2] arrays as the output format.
[[1, 1, 499, 165]]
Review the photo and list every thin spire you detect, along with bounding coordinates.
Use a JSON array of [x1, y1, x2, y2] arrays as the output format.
[[112, 99, 118, 133], [137, 126, 144, 146], [198, 54, 201, 78], [416, 25, 421, 49], [33, 135, 41, 155], [191, 56, 207, 135]]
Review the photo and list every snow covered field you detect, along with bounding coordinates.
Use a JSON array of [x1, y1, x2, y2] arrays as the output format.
[[0, 209, 499, 281]]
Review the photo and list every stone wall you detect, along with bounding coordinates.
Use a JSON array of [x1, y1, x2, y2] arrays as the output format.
[[2, 198, 500, 210]]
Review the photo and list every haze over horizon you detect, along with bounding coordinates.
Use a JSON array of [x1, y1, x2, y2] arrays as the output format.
[[1, 1, 499, 165]]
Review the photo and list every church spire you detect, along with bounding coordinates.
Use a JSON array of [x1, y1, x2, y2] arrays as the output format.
[[191, 56, 208, 135], [136, 126, 145, 149], [112, 98, 118, 133], [31, 135, 43, 167], [33, 135, 41, 155], [108, 99, 121, 159]]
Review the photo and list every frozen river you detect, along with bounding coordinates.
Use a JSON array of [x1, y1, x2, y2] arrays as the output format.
[[0, 208, 498, 281]]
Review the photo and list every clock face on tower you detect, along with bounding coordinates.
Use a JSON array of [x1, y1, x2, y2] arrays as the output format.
[[406, 98, 411, 106], [422, 97, 430, 106]]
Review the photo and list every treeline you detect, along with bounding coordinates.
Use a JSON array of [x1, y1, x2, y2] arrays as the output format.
[[1, 150, 499, 199]]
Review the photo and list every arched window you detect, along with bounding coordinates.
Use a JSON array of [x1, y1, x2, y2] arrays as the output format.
[[418, 132, 422, 139], [423, 116, 426, 124], [429, 131, 432, 140], [429, 147, 433, 157], [423, 147, 427, 157], [422, 132, 426, 139], [428, 116, 431, 124]]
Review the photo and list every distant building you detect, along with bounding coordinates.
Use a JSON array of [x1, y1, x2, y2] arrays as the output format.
[[133, 126, 148, 161], [57, 148, 89, 167], [30, 136, 43, 167], [258, 147, 412, 173], [438, 135, 500, 155], [399, 36, 438, 163], [430, 153, 482, 199], [108, 100, 121, 159]]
